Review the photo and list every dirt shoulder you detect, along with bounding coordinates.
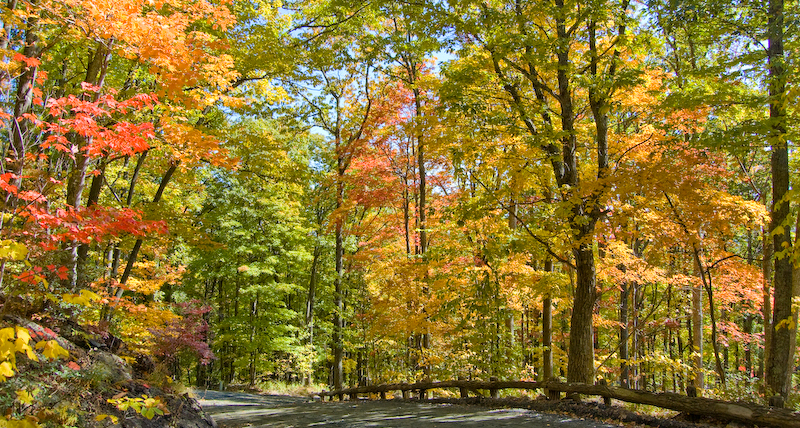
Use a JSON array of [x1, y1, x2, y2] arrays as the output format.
[[424, 397, 734, 428]]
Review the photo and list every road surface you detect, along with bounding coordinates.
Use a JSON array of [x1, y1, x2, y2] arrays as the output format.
[[195, 390, 624, 427]]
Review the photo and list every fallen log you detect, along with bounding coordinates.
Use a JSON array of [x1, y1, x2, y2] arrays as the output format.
[[319, 380, 800, 427], [553, 381, 800, 428]]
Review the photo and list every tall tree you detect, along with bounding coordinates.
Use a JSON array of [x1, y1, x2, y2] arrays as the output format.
[[441, 0, 638, 384], [765, 0, 793, 402], [286, 46, 376, 391]]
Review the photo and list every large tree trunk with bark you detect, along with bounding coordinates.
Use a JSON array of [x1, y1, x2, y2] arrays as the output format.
[[766, 0, 794, 402], [553, 0, 596, 384], [568, 242, 596, 383]]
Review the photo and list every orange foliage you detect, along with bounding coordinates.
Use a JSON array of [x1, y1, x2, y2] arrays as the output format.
[[49, 0, 238, 104]]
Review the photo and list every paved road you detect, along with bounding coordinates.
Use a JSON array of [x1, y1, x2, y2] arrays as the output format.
[[195, 390, 623, 428]]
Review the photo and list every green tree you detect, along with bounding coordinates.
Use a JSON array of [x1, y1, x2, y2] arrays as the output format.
[[186, 118, 312, 387]]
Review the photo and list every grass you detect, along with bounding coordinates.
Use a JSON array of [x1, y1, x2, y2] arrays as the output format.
[[223, 380, 327, 397]]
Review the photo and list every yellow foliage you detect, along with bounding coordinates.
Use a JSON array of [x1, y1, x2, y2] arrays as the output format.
[[0, 416, 41, 428], [598, 240, 667, 286], [0, 240, 27, 260], [34, 340, 69, 360], [774, 316, 794, 331], [95, 414, 119, 424], [0, 326, 40, 381], [114, 303, 179, 355], [0, 362, 13, 378], [15, 389, 37, 405], [160, 112, 235, 169], [62, 289, 100, 306], [55, 0, 239, 105], [107, 395, 168, 419], [124, 277, 163, 296], [343, 358, 357, 375]]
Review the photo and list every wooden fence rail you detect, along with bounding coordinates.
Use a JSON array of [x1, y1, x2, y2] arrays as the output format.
[[320, 380, 800, 427]]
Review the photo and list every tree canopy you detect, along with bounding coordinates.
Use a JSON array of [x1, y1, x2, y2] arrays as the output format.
[[1, 0, 800, 424]]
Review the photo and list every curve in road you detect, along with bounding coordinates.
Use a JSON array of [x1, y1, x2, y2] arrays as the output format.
[[195, 390, 623, 428]]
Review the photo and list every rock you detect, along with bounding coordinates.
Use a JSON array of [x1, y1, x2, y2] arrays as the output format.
[[87, 350, 133, 383], [1, 315, 216, 428], [88, 338, 108, 349], [4, 315, 79, 354], [104, 386, 216, 428], [132, 353, 156, 378], [768, 395, 785, 408]]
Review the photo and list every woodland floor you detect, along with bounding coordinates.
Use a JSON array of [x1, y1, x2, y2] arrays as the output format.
[[196, 389, 743, 428]]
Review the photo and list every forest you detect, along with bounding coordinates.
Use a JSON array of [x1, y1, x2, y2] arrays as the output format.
[[0, 0, 798, 424]]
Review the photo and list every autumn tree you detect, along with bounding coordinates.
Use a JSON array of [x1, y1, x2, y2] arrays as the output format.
[[283, 1, 380, 386], [764, 0, 794, 403], [437, 0, 639, 384], [645, 0, 799, 400], [0, 0, 247, 421]]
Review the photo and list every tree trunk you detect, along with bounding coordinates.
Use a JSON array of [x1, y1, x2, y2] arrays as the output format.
[[542, 260, 554, 381], [0, 0, 18, 52], [766, 0, 793, 401], [75, 159, 109, 287], [762, 231, 773, 381], [410, 64, 431, 380], [99, 152, 147, 321], [7, 5, 39, 199], [102, 162, 177, 325], [305, 244, 321, 382], [66, 40, 114, 290], [745, 231, 755, 377], [333, 140, 345, 390], [692, 265, 704, 392], [620, 281, 630, 388], [66, 40, 113, 209], [568, 242, 596, 384], [119, 163, 177, 285], [554, 0, 596, 383], [507, 197, 517, 350], [415, 87, 427, 258], [249, 294, 258, 387], [403, 185, 411, 255]]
